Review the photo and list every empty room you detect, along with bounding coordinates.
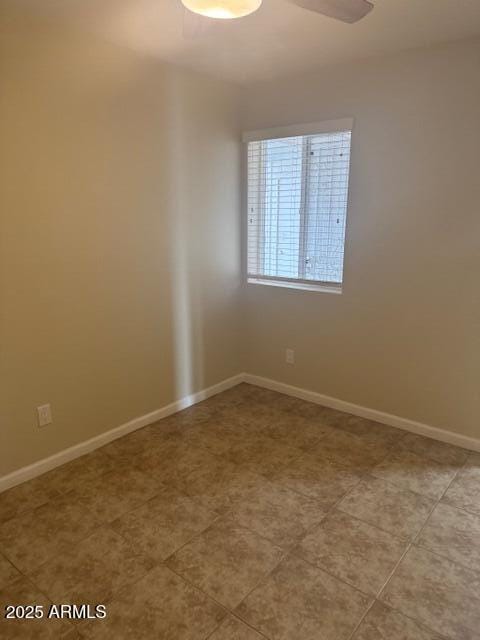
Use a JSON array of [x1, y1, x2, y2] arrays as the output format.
[[1, 0, 479, 638]]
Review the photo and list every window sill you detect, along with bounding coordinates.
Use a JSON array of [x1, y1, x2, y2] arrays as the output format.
[[247, 277, 343, 295]]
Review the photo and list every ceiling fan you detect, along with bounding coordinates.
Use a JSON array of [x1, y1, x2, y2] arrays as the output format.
[[181, 0, 374, 24]]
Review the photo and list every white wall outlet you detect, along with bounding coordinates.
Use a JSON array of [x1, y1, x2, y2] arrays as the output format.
[[286, 348, 295, 365], [37, 404, 52, 428]]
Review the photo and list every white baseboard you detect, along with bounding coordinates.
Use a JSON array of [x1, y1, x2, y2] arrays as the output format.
[[244, 374, 480, 454], [2, 370, 478, 494], [0, 373, 244, 494]]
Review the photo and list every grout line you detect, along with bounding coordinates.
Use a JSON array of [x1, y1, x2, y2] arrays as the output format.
[[375, 540, 414, 602], [232, 545, 375, 640], [437, 500, 480, 519], [331, 472, 425, 541], [412, 539, 480, 578], [13, 500, 167, 600], [286, 545, 375, 602], [375, 443, 468, 609], [166, 556, 285, 640], [376, 601, 452, 640], [0, 550, 25, 584], [245, 375, 480, 454], [163, 563, 236, 620], [376, 498, 439, 602], [109, 499, 223, 559], [346, 469, 450, 509], [231, 478, 378, 612], [161, 513, 229, 563], [226, 612, 272, 639], [75, 563, 172, 635], [345, 598, 375, 640], [205, 611, 271, 640], [412, 454, 466, 544], [404, 457, 480, 577], [231, 547, 291, 624]]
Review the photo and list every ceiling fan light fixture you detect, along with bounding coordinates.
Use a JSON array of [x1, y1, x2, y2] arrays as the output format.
[[181, 0, 262, 20]]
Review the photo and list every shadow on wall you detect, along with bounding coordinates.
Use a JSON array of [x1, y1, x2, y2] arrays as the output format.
[[165, 73, 205, 400]]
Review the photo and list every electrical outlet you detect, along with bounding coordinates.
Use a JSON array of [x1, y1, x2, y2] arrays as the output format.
[[37, 404, 52, 428], [286, 348, 295, 365]]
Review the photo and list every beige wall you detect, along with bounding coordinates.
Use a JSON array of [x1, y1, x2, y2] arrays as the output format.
[[1, 13, 479, 480], [242, 39, 480, 440], [0, 13, 242, 475]]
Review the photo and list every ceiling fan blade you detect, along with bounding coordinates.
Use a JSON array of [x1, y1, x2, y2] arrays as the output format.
[[287, 0, 374, 23]]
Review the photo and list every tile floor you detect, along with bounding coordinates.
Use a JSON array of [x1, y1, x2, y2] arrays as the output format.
[[0, 383, 479, 639]]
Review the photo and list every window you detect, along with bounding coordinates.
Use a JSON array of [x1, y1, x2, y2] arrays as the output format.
[[245, 119, 353, 292]]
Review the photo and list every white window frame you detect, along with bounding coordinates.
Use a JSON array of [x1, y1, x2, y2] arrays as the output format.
[[243, 118, 354, 294]]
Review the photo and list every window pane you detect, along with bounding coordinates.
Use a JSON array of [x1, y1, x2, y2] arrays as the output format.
[[247, 129, 352, 286], [263, 137, 303, 279], [304, 132, 351, 283]]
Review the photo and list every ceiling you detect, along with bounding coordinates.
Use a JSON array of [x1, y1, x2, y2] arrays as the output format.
[[5, 0, 480, 84]]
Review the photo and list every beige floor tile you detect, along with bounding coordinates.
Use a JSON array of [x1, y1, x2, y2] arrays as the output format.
[[135, 438, 217, 486], [273, 453, 361, 509], [67, 466, 161, 522], [308, 429, 392, 472], [0, 493, 100, 573], [262, 413, 334, 450], [62, 631, 83, 640], [372, 450, 458, 500], [202, 399, 248, 418], [416, 502, 480, 572], [30, 526, 154, 604], [211, 405, 262, 431], [209, 615, 264, 639], [227, 434, 302, 476], [0, 477, 60, 525], [381, 545, 480, 640], [249, 390, 304, 415], [0, 576, 72, 639], [111, 485, 218, 562], [285, 399, 333, 420], [399, 433, 469, 466], [241, 383, 280, 399], [166, 517, 284, 609], [165, 402, 220, 429], [202, 384, 253, 409], [40, 450, 117, 494], [275, 395, 312, 414], [316, 407, 357, 429], [352, 601, 443, 640], [99, 429, 155, 464], [236, 554, 371, 640], [78, 565, 225, 640], [316, 408, 397, 444], [338, 477, 434, 539], [228, 404, 291, 434], [231, 480, 326, 549], [179, 457, 267, 514], [295, 510, 407, 596], [0, 552, 21, 589], [211, 398, 256, 426], [148, 404, 211, 437], [442, 454, 480, 516], [334, 415, 404, 449], [236, 392, 288, 412], [180, 419, 249, 457]]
